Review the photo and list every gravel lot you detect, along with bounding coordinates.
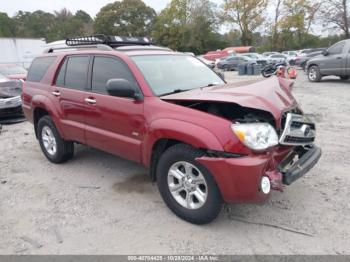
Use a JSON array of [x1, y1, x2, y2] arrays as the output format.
[[0, 71, 349, 255]]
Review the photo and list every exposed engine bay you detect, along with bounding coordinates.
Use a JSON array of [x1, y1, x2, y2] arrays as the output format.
[[173, 101, 276, 127], [0, 81, 22, 98]]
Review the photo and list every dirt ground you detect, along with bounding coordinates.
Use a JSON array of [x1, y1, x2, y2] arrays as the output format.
[[0, 71, 349, 255]]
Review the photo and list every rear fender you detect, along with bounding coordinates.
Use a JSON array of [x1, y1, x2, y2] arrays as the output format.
[[31, 95, 66, 139]]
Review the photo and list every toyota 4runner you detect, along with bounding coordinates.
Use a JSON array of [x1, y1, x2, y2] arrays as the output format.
[[22, 35, 322, 224]]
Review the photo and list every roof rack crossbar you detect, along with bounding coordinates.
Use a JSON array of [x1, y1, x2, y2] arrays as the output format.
[[65, 34, 153, 48]]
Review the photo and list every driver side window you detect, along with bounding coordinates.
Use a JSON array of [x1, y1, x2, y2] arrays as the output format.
[[91, 56, 140, 95], [328, 42, 345, 55]]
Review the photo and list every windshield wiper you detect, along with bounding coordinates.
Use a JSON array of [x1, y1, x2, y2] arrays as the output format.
[[200, 83, 217, 89], [160, 89, 188, 96]]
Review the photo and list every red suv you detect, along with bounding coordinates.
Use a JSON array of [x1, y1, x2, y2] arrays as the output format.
[[22, 35, 321, 224]]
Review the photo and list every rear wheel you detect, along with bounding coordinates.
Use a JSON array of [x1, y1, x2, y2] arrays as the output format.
[[261, 69, 272, 78], [37, 116, 74, 163], [308, 66, 322, 82], [156, 144, 223, 224], [339, 76, 349, 80]]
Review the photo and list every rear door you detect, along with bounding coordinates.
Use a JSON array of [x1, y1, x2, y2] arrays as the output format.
[[320, 41, 346, 75], [83, 55, 145, 162], [51, 55, 90, 143]]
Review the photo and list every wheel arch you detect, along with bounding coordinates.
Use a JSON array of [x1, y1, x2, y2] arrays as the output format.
[[31, 95, 65, 139], [143, 119, 224, 181]]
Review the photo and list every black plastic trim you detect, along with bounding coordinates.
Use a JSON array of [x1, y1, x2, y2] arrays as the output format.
[[281, 145, 322, 185]]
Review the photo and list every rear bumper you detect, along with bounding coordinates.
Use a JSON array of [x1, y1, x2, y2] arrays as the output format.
[[197, 145, 321, 204]]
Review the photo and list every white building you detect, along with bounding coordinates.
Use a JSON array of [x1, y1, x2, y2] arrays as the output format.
[[0, 38, 46, 69]]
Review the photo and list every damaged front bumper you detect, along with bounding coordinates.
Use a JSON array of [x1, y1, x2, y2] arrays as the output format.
[[197, 145, 321, 204], [279, 145, 322, 185], [0, 96, 24, 124]]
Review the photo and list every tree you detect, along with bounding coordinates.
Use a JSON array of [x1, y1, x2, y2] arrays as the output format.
[[152, 0, 221, 53], [0, 13, 16, 37], [14, 10, 56, 41], [94, 0, 156, 36], [53, 9, 93, 40], [267, 0, 322, 50], [222, 0, 268, 45], [320, 0, 349, 38], [152, 0, 188, 51]]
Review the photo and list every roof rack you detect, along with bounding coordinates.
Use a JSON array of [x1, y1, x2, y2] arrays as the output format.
[[65, 34, 154, 48], [44, 44, 113, 53], [43, 34, 163, 54]]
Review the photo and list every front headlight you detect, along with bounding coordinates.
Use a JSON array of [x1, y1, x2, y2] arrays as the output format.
[[231, 123, 279, 151]]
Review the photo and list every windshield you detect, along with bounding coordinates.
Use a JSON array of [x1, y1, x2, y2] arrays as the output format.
[[0, 66, 27, 75], [131, 55, 225, 96]]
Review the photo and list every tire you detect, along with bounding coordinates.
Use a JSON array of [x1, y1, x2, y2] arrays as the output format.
[[37, 116, 74, 164], [339, 76, 349, 80], [261, 69, 272, 78], [223, 65, 229, 71], [156, 144, 223, 224], [308, 65, 322, 82]]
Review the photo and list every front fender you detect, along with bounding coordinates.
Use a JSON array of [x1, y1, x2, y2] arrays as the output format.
[[142, 118, 224, 166]]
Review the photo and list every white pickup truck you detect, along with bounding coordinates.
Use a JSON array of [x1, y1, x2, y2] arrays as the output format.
[[307, 39, 350, 82]]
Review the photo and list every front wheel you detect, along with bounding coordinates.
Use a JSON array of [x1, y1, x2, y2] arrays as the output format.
[[308, 66, 322, 82], [156, 144, 223, 224]]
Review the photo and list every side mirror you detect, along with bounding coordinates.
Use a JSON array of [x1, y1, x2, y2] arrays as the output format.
[[106, 79, 141, 100], [322, 50, 328, 56]]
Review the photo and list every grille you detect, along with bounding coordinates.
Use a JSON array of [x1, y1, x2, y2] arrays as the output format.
[[279, 113, 316, 146], [0, 105, 23, 117], [284, 136, 315, 144]]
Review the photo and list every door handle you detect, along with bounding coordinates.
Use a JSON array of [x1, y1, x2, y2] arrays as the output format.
[[85, 98, 96, 105], [336, 57, 342, 59], [52, 91, 61, 97]]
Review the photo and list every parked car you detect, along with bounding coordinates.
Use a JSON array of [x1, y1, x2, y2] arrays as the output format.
[[262, 52, 279, 57], [240, 53, 267, 65], [0, 64, 27, 81], [217, 56, 255, 71], [306, 39, 350, 82], [282, 51, 298, 57], [22, 35, 321, 224], [295, 51, 323, 70], [214, 53, 237, 66], [197, 55, 215, 69], [0, 73, 24, 123], [266, 54, 288, 64]]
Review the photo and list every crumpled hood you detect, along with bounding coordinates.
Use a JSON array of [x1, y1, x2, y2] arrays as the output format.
[[161, 77, 296, 122], [0, 80, 23, 98]]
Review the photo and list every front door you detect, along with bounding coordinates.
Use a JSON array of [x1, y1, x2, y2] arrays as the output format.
[[320, 41, 346, 75], [83, 55, 145, 163]]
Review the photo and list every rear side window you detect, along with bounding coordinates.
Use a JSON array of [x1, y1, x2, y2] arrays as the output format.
[[62, 56, 90, 90], [91, 56, 138, 94], [27, 57, 56, 82], [55, 59, 67, 87]]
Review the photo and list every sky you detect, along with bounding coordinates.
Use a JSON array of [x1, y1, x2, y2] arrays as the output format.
[[1, 0, 172, 17]]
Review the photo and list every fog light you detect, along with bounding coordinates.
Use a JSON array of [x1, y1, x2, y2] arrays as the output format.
[[261, 176, 271, 194]]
